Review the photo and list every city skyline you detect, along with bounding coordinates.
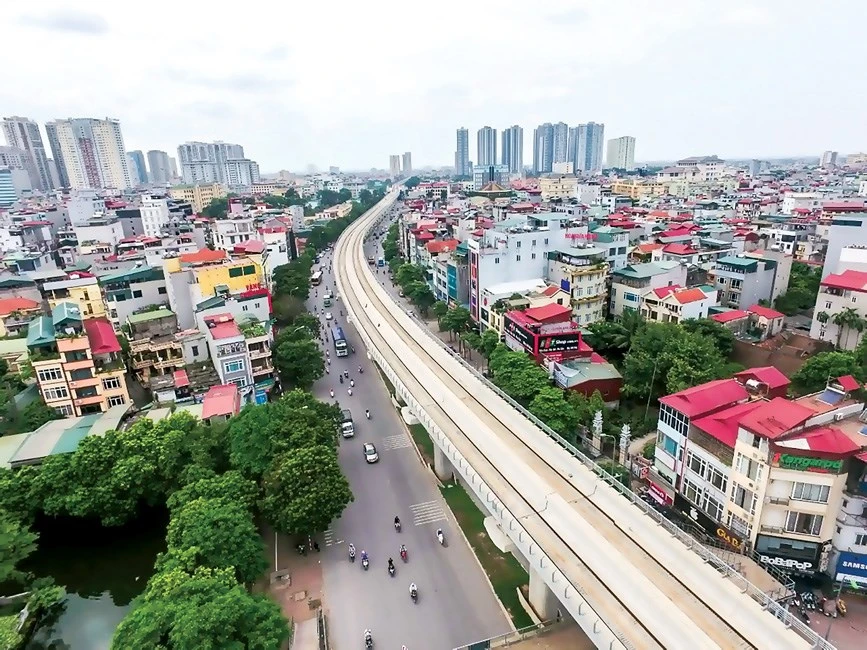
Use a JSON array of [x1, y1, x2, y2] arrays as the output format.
[[2, 2, 865, 171]]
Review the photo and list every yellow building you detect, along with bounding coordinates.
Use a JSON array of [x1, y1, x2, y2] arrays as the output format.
[[170, 183, 227, 213], [539, 176, 578, 201], [42, 276, 106, 319], [610, 178, 667, 199], [164, 249, 266, 313]]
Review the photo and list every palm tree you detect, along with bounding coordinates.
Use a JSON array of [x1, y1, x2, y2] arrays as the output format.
[[831, 307, 865, 349]]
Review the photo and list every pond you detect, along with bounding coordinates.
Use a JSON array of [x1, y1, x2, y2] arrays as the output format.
[[22, 509, 167, 650]]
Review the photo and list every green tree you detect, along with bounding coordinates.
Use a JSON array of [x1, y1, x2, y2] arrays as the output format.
[[404, 176, 421, 189], [681, 318, 736, 357], [164, 497, 267, 584], [529, 386, 579, 435], [440, 306, 471, 340], [832, 307, 866, 349], [395, 263, 425, 288], [201, 198, 228, 218], [791, 351, 861, 395], [621, 323, 682, 401], [478, 329, 500, 361], [406, 281, 435, 316], [260, 446, 353, 536], [585, 310, 644, 360], [432, 301, 449, 327], [461, 331, 482, 359], [664, 334, 727, 393], [272, 294, 306, 326], [292, 312, 321, 338], [167, 470, 259, 515], [488, 346, 549, 403], [273, 337, 324, 389], [0, 510, 37, 584], [112, 566, 289, 650]]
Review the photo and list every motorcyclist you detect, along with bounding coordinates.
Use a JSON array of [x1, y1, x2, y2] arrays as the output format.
[[365, 409, 370, 419], [394, 515, 401, 527], [348, 388, 353, 396], [349, 543, 356, 559], [364, 629, 372, 647], [350, 379, 355, 388], [409, 582, 417, 597], [436, 528, 444, 543], [329, 388, 334, 398], [361, 550, 368, 561]]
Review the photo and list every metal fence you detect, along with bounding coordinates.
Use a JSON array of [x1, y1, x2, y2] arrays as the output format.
[[316, 607, 328, 650], [452, 621, 554, 650], [400, 310, 834, 650]]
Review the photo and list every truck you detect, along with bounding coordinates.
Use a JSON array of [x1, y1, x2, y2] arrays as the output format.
[[368, 255, 376, 265], [340, 409, 355, 438]]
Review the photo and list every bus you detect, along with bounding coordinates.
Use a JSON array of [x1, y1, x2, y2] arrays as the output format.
[[331, 325, 348, 357], [311, 270, 323, 286]]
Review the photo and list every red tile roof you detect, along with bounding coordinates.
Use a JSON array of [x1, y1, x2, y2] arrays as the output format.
[[821, 269, 867, 292], [774, 426, 862, 457], [652, 285, 681, 299], [413, 231, 435, 241], [522, 303, 571, 323], [739, 397, 815, 440], [83, 317, 122, 355], [747, 304, 784, 320], [426, 239, 459, 254], [674, 288, 709, 304], [180, 248, 228, 264], [205, 314, 241, 340], [541, 286, 560, 297], [659, 378, 748, 418], [734, 366, 790, 390], [0, 297, 40, 316], [711, 310, 749, 324], [692, 401, 765, 448], [173, 369, 190, 388], [202, 384, 241, 419], [637, 243, 664, 253], [234, 240, 265, 254], [662, 243, 697, 255], [836, 374, 860, 392]]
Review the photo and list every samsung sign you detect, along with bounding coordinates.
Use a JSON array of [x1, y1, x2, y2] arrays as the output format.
[[836, 551, 867, 580]]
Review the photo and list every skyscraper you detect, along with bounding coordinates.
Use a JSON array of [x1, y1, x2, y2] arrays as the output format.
[[147, 150, 172, 184], [605, 136, 636, 170], [44, 122, 70, 188], [127, 150, 148, 184], [501, 125, 524, 174], [477, 126, 497, 167], [455, 128, 470, 177], [0, 168, 17, 207], [402, 152, 412, 175], [177, 141, 252, 186], [820, 151, 838, 168], [532, 123, 554, 174], [571, 122, 605, 173], [48, 118, 132, 189], [552, 122, 569, 165], [168, 156, 179, 180], [389, 155, 401, 178], [2, 116, 53, 191]]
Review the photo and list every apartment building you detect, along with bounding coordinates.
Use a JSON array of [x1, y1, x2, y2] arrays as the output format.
[[539, 176, 578, 201], [610, 178, 667, 199], [100, 266, 168, 331], [140, 195, 170, 237], [127, 308, 184, 386], [0, 297, 41, 337], [590, 226, 629, 270], [639, 285, 717, 324], [169, 183, 227, 213], [212, 214, 256, 251], [26, 303, 130, 417], [164, 249, 265, 329], [609, 261, 687, 317], [811, 269, 867, 349], [467, 212, 573, 322], [41, 275, 106, 319], [652, 371, 867, 580], [480, 281, 568, 336], [545, 247, 609, 326], [712, 254, 779, 310]]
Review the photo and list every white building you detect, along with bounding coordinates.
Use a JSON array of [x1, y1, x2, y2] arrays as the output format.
[[640, 285, 718, 324], [140, 195, 170, 238], [49, 118, 132, 189], [545, 247, 609, 326], [212, 215, 257, 250], [225, 158, 260, 189], [606, 136, 636, 170], [820, 212, 867, 279], [675, 155, 724, 182], [2, 115, 53, 191], [610, 261, 687, 317], [72, 214, 125, 247]]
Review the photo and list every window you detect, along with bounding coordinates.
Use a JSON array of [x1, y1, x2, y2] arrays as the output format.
[[658, 403, 689, 437], [108, 395, 126, 407], [735, 453, 762, 482], [785, 511, 823, 536], [516, 255, 521, 261], [224, 359, 245, 374], [624, 292, 639, 303], [191, 345, 199, 356], [102, 377, 121, 390], [708, 467, 727, 492], [682, 476, 700, 505], [132, 290, 143, 299], [37, 367, 63, 382], [231, 377, 248, 388], [855, 533, 867, 546], [242, 305, 249, 312], [229, 267, 243, 278], [43, 386, 69, 401], [531, 253, 536, 260], [731, 483, 757, 514], [243, 265, 255, 275], [701, 492, 725, 521], [656, 430, 678, 457], [791, 482, 830, 503], [727, 513, 751, 538], [495, 258, 500, 264], [158, 287, 167, 295], [544, 238, 548, 245], [516, 241, 521, 248], [825, 301, 832, 309], [55, 404, 74, 416]]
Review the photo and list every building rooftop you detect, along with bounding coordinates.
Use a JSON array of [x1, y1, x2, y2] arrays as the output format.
[[205, 314, 242, 340], [659, 378, 749, 419], [98, 266, 161, 285], [180, 248, 228, 264], [747, 304, 784, 319], [716, 255, 759, 268], [0, 297, 40, 316], [773, 426, 863, 457], [25, 315, 55, 347], [821, 269, 867, 292], [127, 308, 175, 324], [522, 303, 571, 323], [738, 397, 815, 440], [202, 384, 241, 419], [43, 276, 99, 291], [83, 318, 121, 355], [733, 366, 790, 391], [692, 401, 765, 448], [710, 309, 750, 324], [614, 261, 678, 279], [484, 278, 548, 297]]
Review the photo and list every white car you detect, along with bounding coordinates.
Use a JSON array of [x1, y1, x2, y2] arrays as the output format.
[[363, 443, 379, 464], [325, 312, 333, 321]]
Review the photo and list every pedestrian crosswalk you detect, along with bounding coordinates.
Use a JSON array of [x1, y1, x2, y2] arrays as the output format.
[[323, 528, 337, 547], [380, 433, 412, 451], [409, 500, 447, 526]]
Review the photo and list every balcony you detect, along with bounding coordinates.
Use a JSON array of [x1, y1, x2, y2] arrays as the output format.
[[249, 347, 270, 360], [760, 524, 784, 534], [64, 359, 95, 372], [74, 394, 104, 407], [155, 357, 184, 370], [767, 495, 790, 506], [252, 364, 273, 376], [69, 376, 100, 390]]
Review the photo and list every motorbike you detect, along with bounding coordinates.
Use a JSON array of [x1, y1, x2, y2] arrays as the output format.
[[388, 564, 395, 577], [349, 548, 356, 562], [366, 410, 370, 420], [359, 366, 364, 374], [410, 587, 418, 603], [362, 557, 369, 571], [394, 520, 401, 533], [364, 631, 373, 648], [436, 529, 445, 545], [400, 548, 408, 562], [339, 375, 344, 384]]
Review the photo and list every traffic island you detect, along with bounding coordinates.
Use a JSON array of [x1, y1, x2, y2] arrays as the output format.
[[440, 482, 534, 629]]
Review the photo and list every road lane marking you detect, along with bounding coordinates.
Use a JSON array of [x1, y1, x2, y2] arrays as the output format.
[[409, 500, 447, 526], [323, 528, 335, 546], [380, 433, 412, 450]]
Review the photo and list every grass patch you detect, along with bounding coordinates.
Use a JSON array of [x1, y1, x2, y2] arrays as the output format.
[[408, 423, 434, 465], [440, 482, 534, 629]]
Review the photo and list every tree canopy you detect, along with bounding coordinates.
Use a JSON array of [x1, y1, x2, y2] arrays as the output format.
[[488, 345, 549, 404]]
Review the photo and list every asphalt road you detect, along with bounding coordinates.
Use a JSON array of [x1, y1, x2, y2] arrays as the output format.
[[307, 238, 510, 650]]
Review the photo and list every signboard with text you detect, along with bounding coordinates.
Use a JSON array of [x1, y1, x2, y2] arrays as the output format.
[[773, 453, 843, 474], [836, 551, 867, 581], [503, 316, 535, 352], [673, 493, 745, 551]]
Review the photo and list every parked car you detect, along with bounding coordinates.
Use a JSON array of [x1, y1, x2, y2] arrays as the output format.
[[325, 312, 333, 321], [363, 443, 379, 463]]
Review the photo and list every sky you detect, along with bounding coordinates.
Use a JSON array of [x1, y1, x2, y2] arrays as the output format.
[[3, 1, 865, 172]]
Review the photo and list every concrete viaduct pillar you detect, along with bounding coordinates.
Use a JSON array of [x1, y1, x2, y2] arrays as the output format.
[[433, 443, 454, 481], [529, 566, 561, 621]]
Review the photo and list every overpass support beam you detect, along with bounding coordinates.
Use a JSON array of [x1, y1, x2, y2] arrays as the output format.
[[433, 443, 454, 481], [529, 566, 560, 621]]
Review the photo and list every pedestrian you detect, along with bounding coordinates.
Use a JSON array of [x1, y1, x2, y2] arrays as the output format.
[[313, 541, 320, 552]]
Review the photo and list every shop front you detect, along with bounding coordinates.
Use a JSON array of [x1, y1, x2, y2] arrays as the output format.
[[755, 535, 828, 576], [835, 551, 867, 588], [672, 493, 746, 552]]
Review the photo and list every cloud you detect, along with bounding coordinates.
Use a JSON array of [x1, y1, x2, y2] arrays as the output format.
[[18, 10, 109, 34], [545, 8, 589, 25]]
